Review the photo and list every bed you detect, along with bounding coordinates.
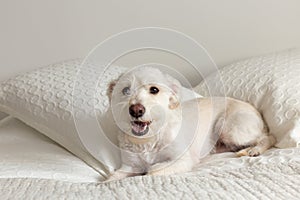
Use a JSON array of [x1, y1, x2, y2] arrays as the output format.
[[0, 117, 299, 199], [0, 46, 300, 199]]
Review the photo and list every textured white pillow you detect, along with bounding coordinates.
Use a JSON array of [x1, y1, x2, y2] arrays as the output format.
[[0, 59, 126, 176], [194, 48, 300, 148]]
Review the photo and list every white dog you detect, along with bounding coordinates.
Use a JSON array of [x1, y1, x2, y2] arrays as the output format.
[[106, 67, 276, 181]]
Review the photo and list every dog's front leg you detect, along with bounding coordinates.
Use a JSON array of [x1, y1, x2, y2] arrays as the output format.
[[105, 165, 136, 182], [148, 153, 194, 176]]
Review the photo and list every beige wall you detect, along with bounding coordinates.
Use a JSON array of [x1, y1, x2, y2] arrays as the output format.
[[1, 0, 300, 83]]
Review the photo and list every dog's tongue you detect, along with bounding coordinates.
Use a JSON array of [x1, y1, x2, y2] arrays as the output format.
[[131, 121, 147, 133]]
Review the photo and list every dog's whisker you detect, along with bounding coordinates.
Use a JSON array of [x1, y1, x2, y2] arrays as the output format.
[[120, 105, 127, 111], [114, 102, 129, 111], [115, 101, 127, 107]]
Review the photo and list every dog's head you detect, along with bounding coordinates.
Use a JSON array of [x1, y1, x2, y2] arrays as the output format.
[[107, 67, 182, 137]]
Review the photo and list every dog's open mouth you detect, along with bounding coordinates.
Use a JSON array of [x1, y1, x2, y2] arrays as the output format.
[[131, 120, 151, 136]]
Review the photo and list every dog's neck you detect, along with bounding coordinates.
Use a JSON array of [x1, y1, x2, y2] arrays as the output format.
[[125, 134, 159, 145], [118, 133, 162, 154]]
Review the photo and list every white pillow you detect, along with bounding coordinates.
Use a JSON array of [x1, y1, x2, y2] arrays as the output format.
[[194, 48, 300, 148], [0, 59, 126, 176]]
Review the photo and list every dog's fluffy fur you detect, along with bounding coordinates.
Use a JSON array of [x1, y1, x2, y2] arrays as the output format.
[[106, 67, 276, 181]]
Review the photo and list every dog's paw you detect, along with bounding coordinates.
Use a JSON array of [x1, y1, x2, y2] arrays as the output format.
[[103, 171, 130, 183], [148, 169, 172, 176], [148, 163, 173, 176], [236, 147, 261, 157], [103, 174, 121, 183], [247, 147, 261, 157], [148, 162, 192, 176]]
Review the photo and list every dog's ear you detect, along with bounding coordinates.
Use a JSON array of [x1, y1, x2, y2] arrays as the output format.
[[107, 74, 124, 102], [107, 80, 116, 102], [166, 74, 181, 110]]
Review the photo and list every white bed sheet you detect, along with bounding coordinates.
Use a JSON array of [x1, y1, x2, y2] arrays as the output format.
[[0, 115, 298, 184], [0, 116, 100, 183]]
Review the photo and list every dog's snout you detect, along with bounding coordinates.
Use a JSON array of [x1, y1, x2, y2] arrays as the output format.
[[129, 103, 145, 118]]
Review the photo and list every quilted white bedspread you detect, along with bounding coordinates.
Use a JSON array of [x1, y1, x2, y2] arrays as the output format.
[[1, 147, 299, 200]]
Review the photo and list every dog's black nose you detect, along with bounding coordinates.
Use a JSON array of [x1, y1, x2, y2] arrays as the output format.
[[129, 103, 145, 118]]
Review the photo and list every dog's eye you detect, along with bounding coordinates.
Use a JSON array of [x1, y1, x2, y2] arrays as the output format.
[[122, 87, 131, 96], [149, 86, 159, 95]]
